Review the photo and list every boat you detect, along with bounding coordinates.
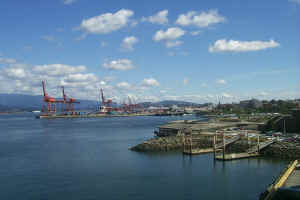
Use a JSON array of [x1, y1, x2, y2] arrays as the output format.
[[32, 110, 42, 118]]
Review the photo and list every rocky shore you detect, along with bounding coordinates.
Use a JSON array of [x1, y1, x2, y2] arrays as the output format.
[[261, 141, 300, 159], [130, 136, 300, 159]]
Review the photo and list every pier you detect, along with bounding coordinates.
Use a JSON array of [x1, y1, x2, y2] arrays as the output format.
[[183, 132, 240, 155], [214, 133, 275, 161]]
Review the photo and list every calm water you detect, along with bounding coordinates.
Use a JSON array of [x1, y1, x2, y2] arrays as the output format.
[[0, 113, 288, 200]]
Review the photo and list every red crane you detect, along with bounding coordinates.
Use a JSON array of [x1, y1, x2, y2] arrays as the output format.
[[122, 98, 129, 113], [128, 96, 134, 112], [100, 88, 106, 106], [42, 81, 61, 113], [100, 88, 113, 112], [61, 86, 80, 115]]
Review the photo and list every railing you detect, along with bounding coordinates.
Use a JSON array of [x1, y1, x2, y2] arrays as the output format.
[[215, 136, 240, 149], [247, 140, 275, 154], [260, 160, 298, 200]]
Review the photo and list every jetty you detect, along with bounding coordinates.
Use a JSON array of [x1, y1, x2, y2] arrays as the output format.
[[214, 134, 275, 161], [260, 160, 300, 200], [183, 133, 241, 155]]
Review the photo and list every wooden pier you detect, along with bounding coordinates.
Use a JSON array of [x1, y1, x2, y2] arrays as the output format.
[[214, 133, 275, 161], [183, 132, 240, 155], [260, 160, 300, 200]]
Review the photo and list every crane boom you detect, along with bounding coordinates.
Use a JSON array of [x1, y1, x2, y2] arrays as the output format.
[[62, 86, 66, 101], [42, 81, 47, 97], [101, 88, 105, 105]]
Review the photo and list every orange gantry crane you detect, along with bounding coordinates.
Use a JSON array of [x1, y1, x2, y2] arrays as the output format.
[[41, 81, 79, 115], [100, 88, 113, 112], [42, 81, 63, 113], [61, 86, 80, 114]]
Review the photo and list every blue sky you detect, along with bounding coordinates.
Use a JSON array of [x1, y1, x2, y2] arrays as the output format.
[[0, 0, 299, 103]]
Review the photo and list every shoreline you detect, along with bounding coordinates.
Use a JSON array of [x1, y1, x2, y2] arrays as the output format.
[[130, 136, 300, 159], [130, 118, 300, 159]]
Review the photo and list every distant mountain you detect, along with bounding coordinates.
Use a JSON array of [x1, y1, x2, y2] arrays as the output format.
[[0, 93, 98, 111]]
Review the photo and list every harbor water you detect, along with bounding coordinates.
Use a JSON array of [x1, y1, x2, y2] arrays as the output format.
[[0, 113, 289, 200]]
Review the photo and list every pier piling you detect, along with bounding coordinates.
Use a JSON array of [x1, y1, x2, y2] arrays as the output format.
[[222, 132, 225, 160], [213, 134, 216, 159]]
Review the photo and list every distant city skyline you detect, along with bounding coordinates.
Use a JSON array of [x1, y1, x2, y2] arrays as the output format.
[[0, 0, 299, 103]]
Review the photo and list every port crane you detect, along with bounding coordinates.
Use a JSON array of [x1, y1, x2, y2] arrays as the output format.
[[61, 86, 80, 114], [42, 81, 63, 113], [100, 88, 113, 113]]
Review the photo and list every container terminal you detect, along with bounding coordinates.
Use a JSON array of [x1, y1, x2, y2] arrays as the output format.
[[35, 81, 185, 119]]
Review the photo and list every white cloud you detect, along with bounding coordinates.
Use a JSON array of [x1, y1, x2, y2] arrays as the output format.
[[141, 78, 160, 87], [63, 0, 77, 5], [167, 51, 189, 56], [121, 36, 138, 51], [183, 77, 189, 85], [63, 73, 98, 83], [153, 27, 185, 41], [209, 39, 280, 53], [0, 60, 102, 97], [33, 64, 86, 76], [3, 67, 27, 79], [99, 80, 106, 85], [41, 35, 56, 42], [104, 76, 116, 82], [216, 79, 227, 85], [221, 93, 233, 98], [166, 40, 183, 48], [0, 59, 160, 101], [258, 91, 269, 97], [80, 9, 134, 34], [190, 30, 201, 36], [130, 20, 138, 27], [142, 10, 168, 25], [0, 57, 17, 64], [176, 10, 225, 28], [116, 81, 131, 89], [103, 59, 134, 71]]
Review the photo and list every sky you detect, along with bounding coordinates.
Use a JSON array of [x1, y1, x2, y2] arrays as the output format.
[[0, 0, 299, 103]]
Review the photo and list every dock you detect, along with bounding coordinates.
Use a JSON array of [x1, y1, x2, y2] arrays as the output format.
[[214, 134, 275, 161], [183, 148, 214, 155], [215, 152, 260, 160], [183, 133, 241, 155], [260, 160, 300, 200]]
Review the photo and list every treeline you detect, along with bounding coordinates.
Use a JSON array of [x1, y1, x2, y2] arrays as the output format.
[[218, 99, 299, 115]]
